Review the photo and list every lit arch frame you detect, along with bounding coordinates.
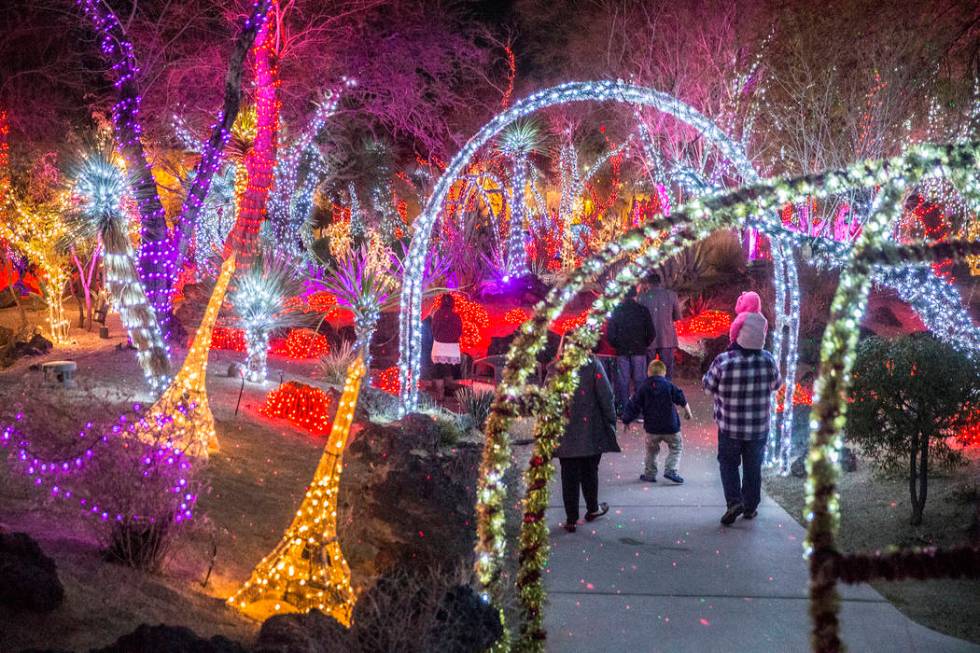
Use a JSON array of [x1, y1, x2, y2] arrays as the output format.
[[479, 142, 980, 650], [397, 80, 765, 414]]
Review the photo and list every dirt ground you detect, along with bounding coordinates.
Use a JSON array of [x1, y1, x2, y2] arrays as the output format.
[[765, 451, 980, 645]]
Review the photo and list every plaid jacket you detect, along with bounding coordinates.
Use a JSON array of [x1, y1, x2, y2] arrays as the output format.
[[702, 346, 783, 439]]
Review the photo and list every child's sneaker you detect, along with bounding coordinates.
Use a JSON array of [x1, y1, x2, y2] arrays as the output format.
[[639, 474, 657, 482], [663, 470, 684, 484]]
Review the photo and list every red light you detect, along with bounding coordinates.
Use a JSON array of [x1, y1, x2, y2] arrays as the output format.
[[261, 381, 334, 435]]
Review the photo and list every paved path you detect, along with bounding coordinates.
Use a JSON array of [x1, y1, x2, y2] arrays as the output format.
[[542, 387, 979, 652]]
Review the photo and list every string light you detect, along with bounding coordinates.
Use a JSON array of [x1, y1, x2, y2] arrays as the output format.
[[276, 328, 330, 360], [230, 356, 366, 624], [675, 309, 732, 338], [261, 381, 334, 435]]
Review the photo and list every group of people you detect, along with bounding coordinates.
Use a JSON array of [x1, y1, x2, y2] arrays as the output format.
[[556, 278, 783, 531]]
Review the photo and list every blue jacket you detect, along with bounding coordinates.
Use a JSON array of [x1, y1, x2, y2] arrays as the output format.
[[622, 376, 688, 434]]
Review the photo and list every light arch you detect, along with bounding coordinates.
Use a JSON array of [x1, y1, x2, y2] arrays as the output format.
[[475, 142, 980, 651], [397, 80, 771, 414]]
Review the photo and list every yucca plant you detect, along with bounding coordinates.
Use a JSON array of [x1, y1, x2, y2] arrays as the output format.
[[317, 339, 357, 385], [63, 137, 171, 391], [455, 387, 494, 431], [229, 251, 305, 382]]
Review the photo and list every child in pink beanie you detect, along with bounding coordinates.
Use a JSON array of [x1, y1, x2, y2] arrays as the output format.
[[729, 291, 768, 350]]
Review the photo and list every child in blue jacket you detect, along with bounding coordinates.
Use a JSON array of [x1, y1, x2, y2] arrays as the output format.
[[622, 359, 693, 483]]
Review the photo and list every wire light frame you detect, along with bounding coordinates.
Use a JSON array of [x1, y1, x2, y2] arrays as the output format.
[[229, 356, 366, 624]]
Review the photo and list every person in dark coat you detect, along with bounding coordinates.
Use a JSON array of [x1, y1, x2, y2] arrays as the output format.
[[607, 287, 655, 414], [553, 354, 620, 532], [430, 294, 463, 400]]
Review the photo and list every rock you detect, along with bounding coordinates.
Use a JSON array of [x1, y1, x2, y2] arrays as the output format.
[[0, 531, 64, 612], [790, 454, 807, 478], [841, 446, 858, 473], [91, 624, 247, 653], [355, 385, 401, 422], [227, 362, 243, 378], [699, 334, 730, 376], [255, 610, 349, 653], [338, 414, 482, 589], [173, 283, 212, 334], [428, 585, 503, 653]]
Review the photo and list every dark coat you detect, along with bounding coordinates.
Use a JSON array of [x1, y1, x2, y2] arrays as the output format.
[[622, 376, 688, 434], [607, 299, 655, 356], [431, 306, 462, 343], [554, 357, 620, 458]]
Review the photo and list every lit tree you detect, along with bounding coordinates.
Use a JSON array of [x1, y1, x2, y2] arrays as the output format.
[[498, 121, 545, 279], [63, 139, 171, 390]]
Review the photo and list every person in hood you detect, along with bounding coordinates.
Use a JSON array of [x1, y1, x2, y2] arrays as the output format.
[[607, 287, 655, 414]]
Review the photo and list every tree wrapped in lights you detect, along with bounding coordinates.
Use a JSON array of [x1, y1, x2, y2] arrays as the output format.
[[229, 252, 304, 383], [229, 355, 365, 623], [64, 141, 171, 390], [498, 121, 544, 279]]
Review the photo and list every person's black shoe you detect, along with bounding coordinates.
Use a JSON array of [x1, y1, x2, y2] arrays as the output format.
[[663, 471, 684, 484], [639, 474, 657, 483], [721, 504, 744, 526], [584, 502, 609, 522], [742, 509, 758, 519], [563, 522, 577, 533]]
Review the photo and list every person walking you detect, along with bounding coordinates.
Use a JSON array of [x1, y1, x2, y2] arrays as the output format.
[[554, 354, 620, 532], [702, 310, 782, 525], [622, 359, 693, 484], [430, 294, 463, 400], [607, 287, 655, 414], [637, 273, 682, 379]]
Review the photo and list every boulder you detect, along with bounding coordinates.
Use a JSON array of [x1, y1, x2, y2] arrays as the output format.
[[338, 414, 482, 589], [255, 610, 349, 653], [91, 624, 246, 653], [428, 584, 503, 653], [790, 454, 807, 478], [0, 531, 64, 612]]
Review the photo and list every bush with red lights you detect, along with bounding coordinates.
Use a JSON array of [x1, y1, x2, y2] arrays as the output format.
[[432, 292, 490, 352], [210, 326, 247, 352], [504, 307, 531, 325], [261, 381, 334, 435], [676, 309, 733, 339], [273, 328, 330, 359], [776, 383, 814, 413]]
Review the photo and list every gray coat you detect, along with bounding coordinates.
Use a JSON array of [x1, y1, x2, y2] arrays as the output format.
[[553, 357, 620, 458], [637, 287, 682, 348]]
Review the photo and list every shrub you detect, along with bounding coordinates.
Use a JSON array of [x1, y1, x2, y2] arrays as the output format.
[[847, 334, 978, 525], [455, 387, 494, 431], [317, 340, 357, 385]]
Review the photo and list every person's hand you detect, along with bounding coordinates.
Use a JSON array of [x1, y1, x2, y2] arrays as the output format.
[[683, 405, 693, 420]]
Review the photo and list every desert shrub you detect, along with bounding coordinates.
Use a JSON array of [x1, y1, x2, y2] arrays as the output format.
[[317, 340, 357, 385], [350, 565, 501, 653], [704, 230, 747, 276], [0, 382, 204, 570], [431, 413, 468, 446], [659, 242, 708, 291], [455, 387, 494, 431], [356, 384, 402, 422], [847, 334, 978, 525]]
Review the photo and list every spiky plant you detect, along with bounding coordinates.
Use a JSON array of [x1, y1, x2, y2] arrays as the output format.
[[498, 121, 545, 278], [317, 339, 357, 385], [455, 387, 494, 431], [229, 251, 305, 382], [498, 120, 544, 158], [64, 138, 171, 391]]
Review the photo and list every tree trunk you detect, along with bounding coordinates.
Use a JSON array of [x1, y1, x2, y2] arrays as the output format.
[[909, 434, 921, 525], [914, 434, 929, 526], [175, 0, 272, 261]]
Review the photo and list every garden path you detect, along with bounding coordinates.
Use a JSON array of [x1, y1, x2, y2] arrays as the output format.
[[542, 383, 980, 652]]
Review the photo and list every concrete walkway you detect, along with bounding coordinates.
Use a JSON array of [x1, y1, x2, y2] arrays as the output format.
[[542, 386, 979, 652]]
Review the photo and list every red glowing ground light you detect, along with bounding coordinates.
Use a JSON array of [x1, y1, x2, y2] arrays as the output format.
[[261, 381, 334, 435], [434, 293, 490, 351], [374, 366, 400, 395], [676, 310, 733, 338], [275, 328, 330, 359], [210, 326, 247, 352], [504, 307, 532, 326], [955, 408, 980, 448], [776, 383, 814, 413]]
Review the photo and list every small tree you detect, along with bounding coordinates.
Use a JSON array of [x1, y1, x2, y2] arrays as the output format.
[[848, 334, 978, 525]]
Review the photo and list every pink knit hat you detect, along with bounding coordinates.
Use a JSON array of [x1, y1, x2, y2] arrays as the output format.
[[736, 312, 768, 350]]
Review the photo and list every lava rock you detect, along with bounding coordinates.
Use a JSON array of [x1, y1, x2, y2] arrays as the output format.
[[0, 531, 64, 612], [91, 624, 247, 653], [338, 414, 482, 589], [255, 610, 349, 653]]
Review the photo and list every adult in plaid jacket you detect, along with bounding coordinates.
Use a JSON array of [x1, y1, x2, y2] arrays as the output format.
[[702, 312, 782, 525]]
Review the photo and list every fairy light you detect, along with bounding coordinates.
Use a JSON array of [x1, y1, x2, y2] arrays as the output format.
[[374, 366, 401, 395], [69, 145, 171, 392], [432, 293, 490, 352], [209, 326, 247, 352], [261, 381, 334, 435], [397, 80, 763, 414], [504, 307, 531, 326], [348, 182, 364, 239], [226, 10, 280, 264], [230, 356, 366, 624], [277, 328, 330, 359], [76, 0, 178, 337], [675, 309, 732, 338]]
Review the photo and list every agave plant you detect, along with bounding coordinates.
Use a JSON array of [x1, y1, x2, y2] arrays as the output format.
[[455, 387, 494, 431], [317, 339, 357, 385], [229, 251, 305, 382], [63, 137, 171, 391]]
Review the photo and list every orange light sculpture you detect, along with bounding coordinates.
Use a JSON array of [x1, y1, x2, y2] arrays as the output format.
[[230, 356, 366, 624]]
